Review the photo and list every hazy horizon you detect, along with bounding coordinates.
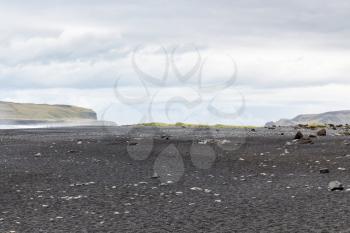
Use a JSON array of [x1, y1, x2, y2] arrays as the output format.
[[1, 0, 350, 126]]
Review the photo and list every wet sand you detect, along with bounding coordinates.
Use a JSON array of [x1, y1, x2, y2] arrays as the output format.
[[0, 126, 350, 232]]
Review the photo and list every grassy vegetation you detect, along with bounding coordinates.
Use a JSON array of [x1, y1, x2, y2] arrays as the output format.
[[303, 123, 327, 129], [138, 122, 256, 129]]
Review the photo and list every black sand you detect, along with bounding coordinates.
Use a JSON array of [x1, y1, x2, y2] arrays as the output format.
[[0, 126, 350, 232]]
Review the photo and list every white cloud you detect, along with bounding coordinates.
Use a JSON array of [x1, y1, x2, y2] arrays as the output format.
[[0, 0, 350, 125]]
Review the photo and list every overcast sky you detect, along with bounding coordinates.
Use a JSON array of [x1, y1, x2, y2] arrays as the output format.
[[0, 0, 350, 125]]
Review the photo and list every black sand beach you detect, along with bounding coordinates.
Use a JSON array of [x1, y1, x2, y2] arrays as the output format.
[[1, 126, 350, 232]]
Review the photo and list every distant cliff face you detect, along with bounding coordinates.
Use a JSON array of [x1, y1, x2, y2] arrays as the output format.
[[0, 101, 97, 122], [268, 110, 350, 126]]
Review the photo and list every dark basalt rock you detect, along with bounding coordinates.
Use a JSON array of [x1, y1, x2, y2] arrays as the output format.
[[294, 131, 304, 140], [317, 129, 327, 136], [128, 142, 138, 146], [319, 168, 329, 174]]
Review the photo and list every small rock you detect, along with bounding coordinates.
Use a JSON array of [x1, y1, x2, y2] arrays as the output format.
[[151, 172, 159, 179], [67, 150, 79, 153], [328, 124, 337, 130], [34, 153, 42, 157], [317, 129, 327, 136], [319, 168, 329, 174], [299, 137, 313, 144], [328, 181, 344, 191], [160, 135, 170, 140]]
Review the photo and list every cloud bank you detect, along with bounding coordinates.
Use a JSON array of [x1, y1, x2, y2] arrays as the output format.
[[0, 0, 349, 125]]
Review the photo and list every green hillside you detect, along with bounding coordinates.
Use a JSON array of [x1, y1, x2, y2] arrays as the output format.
[[0, 101, 97, 121]]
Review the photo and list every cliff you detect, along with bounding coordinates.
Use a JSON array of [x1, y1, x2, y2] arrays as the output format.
[[0, 101, 97, 123]]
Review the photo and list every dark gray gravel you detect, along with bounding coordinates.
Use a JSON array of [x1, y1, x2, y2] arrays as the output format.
[[0, 126, 350, 232]]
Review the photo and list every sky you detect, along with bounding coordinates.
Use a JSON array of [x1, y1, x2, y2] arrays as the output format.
[[0, 0, 350, 126]]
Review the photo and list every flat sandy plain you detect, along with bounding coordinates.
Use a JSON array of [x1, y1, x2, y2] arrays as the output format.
[[0, 126, 350, 232]]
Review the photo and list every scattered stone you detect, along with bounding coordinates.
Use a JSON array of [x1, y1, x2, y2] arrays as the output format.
[[190, 187, 203, 191], [285, 141, 293, 146], [161, 135, 170, 140], [34, 152, 42, 157], [328, 181, 344, 191], [204, 189, 211, 193], [265, 121, 276, 129], [294, 131, 304, 140], [317, 129, 327, 136], [69, 181, 95, 187], [299, 137, 313, 144], [309, 134, 317, 138], [151, 172, 159, 179], [319, 168, 329, 174], [328, 124, 337, 130], [198, 140, 208, 145], [67, 150, 79, 153]]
